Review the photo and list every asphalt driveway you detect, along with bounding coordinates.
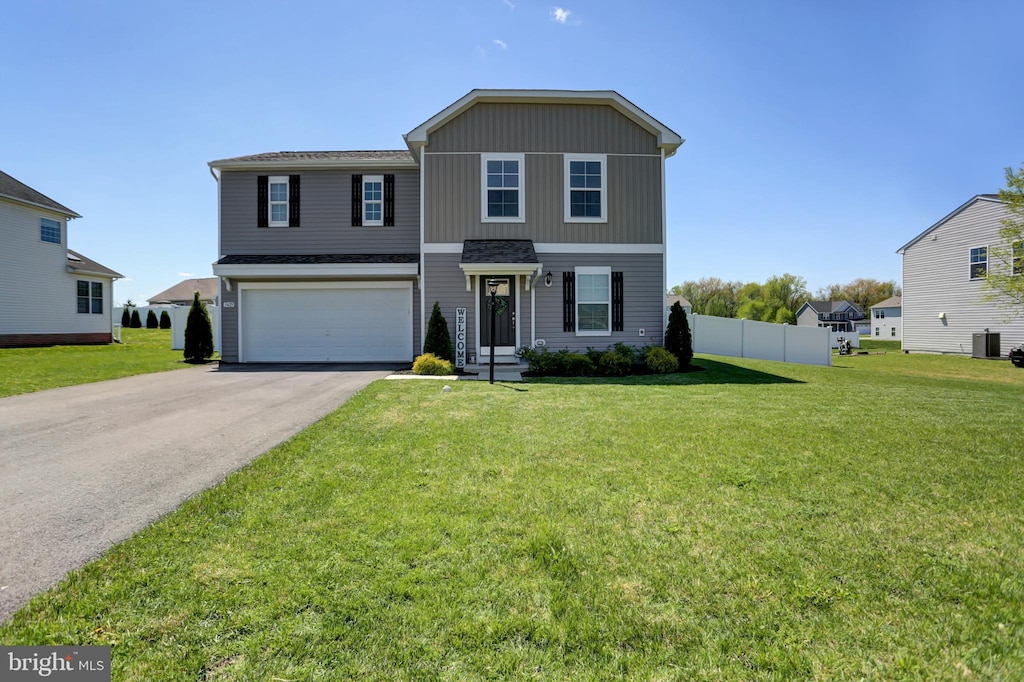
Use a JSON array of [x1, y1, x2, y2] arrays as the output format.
[[0, 363, 393, 622]]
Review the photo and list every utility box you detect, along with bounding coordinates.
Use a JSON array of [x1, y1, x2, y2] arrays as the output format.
[[972, 332, 1000, 358]]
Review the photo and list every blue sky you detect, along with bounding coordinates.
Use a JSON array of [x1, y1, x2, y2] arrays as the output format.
[[3, 0, 1023, 305]]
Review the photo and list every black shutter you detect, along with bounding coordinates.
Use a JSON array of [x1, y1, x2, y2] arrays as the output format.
[[562, 271, 576, 332], [288, 175, 301, 227], [351, 174, 363, 226], [383, 174, 395, 226], [257, 176, 268, 227], [612, 271, 624, 332]]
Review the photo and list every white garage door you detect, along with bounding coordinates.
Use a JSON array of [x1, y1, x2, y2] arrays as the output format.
[[241, 284, 413, 362]]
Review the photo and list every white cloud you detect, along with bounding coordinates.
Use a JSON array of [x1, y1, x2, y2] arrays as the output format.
[[493, 39, 507, 50], [551, 7, 570, 23], [502, 0, 515, 9], [179, 272, 195, 277], [121, 277, 134, 282]]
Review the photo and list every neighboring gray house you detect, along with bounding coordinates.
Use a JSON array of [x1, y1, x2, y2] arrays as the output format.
[[666, 295, 692, 317], [869, 295, 902, 341], [148, 277, 219, 306], [795, 300, 865, 333], [0, 169, 122, 347], [210, 90, 683, 363], [897, 195, 1024, 354]]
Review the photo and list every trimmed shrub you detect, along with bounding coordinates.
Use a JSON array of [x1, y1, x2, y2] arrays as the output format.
[[121, 307, 131, 327], [146, 310, 158, 329], [665, 301, 693, 369], [423, 302, 453, 362], [413, 353, 454, 375], [598, 351, 632, 376], [159, 310, 171, 329], [645, 346, 679, 374], [562, 352, 595, 376], [183, 292, 214, 363], [130, 310, 142, 328]]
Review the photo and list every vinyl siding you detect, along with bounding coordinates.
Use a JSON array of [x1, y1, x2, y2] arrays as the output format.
[[427, 103, 659, 155], [423, 252, 663, 356], [902, 199, 1024, 353], [0, 200, 113, 335], [869, 307, 902, 341], [219, 170, 419, 255], [424, 152, 662, 243], [218, 278, 421, 363]]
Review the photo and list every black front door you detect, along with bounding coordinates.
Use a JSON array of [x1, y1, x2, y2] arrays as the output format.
[[479, 276, 515, 349]]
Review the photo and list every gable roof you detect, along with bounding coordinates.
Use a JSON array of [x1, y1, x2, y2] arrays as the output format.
[[798, 300, 862, 315], [870, 295, 902, 309], [67, 250, 123, 279], [148, 277, 220, 304], [403, 89, 684, 161], [0, 170, 80, 218], [666, 294, 692, 308], [896, 194, 1004, 254], [209, 150, 417, 171]]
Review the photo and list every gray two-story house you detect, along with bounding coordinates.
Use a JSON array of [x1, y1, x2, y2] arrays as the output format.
[[210, 90, 682, 364]]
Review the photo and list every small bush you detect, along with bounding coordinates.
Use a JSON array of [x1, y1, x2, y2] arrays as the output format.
[[562, 352, 595, 376], [645, 346, 679, 374], [183, 292, 214, 363], [423, 302, 453, 362], [121, 307, 131, 327], [413, 353, 454, 376], [159, 310, 171, 329], [598, 351, 632, 376], [665, 301, 693, 369], [130, 310, 142, 328], [146, 310, 159, 328]]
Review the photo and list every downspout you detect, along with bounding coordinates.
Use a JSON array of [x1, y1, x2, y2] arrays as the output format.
[[419, 147, 426, 356], [661, 148, 668, 345]]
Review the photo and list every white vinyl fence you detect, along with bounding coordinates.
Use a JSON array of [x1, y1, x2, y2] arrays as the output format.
[[170, 305, 220, 352], [691, 315, 832, 367]]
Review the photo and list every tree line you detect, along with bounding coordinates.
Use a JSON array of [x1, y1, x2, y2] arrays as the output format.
[[670, 275, 901, 323]]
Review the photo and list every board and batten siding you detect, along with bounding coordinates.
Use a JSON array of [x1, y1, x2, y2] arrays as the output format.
[[0, 201, 112, 336], [219, 170, 419, 255], [424, 152, 662, 244], [424, 252, 663, 356], [217, 279, 421, 363], [426, 103, 659, 155], [902, 199, 1024, 353]]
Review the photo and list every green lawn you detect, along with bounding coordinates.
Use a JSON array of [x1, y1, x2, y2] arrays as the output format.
[[0, 329, 192, 398], [3, 353, 1023, 679]]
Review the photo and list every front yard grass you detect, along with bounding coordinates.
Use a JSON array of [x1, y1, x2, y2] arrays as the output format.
[[0, 329, 191, 398], [2, 352, 1023, 679]]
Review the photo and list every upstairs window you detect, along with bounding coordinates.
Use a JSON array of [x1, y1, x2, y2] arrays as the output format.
[[564, 155, 607, 222], [257, 175, 300, 227], [269, 176, 289, 226], [363, 175, 384, 226], [40, 217, 61, 244], [969, 246, 987, 279], [1014, 241, 1023, 276], [481, 154, 524, 222], [77, 281, 103, 314]]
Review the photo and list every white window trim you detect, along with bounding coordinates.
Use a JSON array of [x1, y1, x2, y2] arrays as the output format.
[[575, 265, 612, 336], [268, 175, 289, 227], [480, 153, 525, 223], [969, 244, 988, 280], [564, 154, 607, 223], [363, 175, 384, 227], [40, 217, 62, 244]]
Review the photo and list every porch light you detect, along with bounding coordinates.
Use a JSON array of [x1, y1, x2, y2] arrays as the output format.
[[544, 271, 553, 287]]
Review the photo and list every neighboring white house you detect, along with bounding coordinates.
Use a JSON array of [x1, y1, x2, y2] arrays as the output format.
[[897, 194, 1023, 355], [0, 170, 123, 347], [869, 295, 902, 341], [666, 294, 692, 317]]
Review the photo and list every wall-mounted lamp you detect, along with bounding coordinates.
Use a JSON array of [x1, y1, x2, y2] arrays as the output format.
[[544, 271, 553, 287]]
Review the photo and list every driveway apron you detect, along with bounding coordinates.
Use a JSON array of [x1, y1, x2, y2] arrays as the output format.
[[0, 363, 391, 622]]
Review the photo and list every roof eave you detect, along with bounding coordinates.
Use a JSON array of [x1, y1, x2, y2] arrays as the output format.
[[0, 193, 81, 219], [208, 158, 419, 171]]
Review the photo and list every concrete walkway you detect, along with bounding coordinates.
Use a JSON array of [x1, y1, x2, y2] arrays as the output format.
[[0, 363, 392, 622]]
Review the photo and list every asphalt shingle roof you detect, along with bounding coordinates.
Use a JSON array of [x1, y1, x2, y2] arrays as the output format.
[[148, 277, 219, 304], [67, 249, 123, 278], [0, 170, 80, 217], [210, 150, 414, 165], [217, 254, 419, 265], [461, 240, 539, 264], [870, 295, 902, 309]]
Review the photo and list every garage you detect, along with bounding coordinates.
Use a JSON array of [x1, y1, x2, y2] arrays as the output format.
[[240, 283, 413, 362]]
